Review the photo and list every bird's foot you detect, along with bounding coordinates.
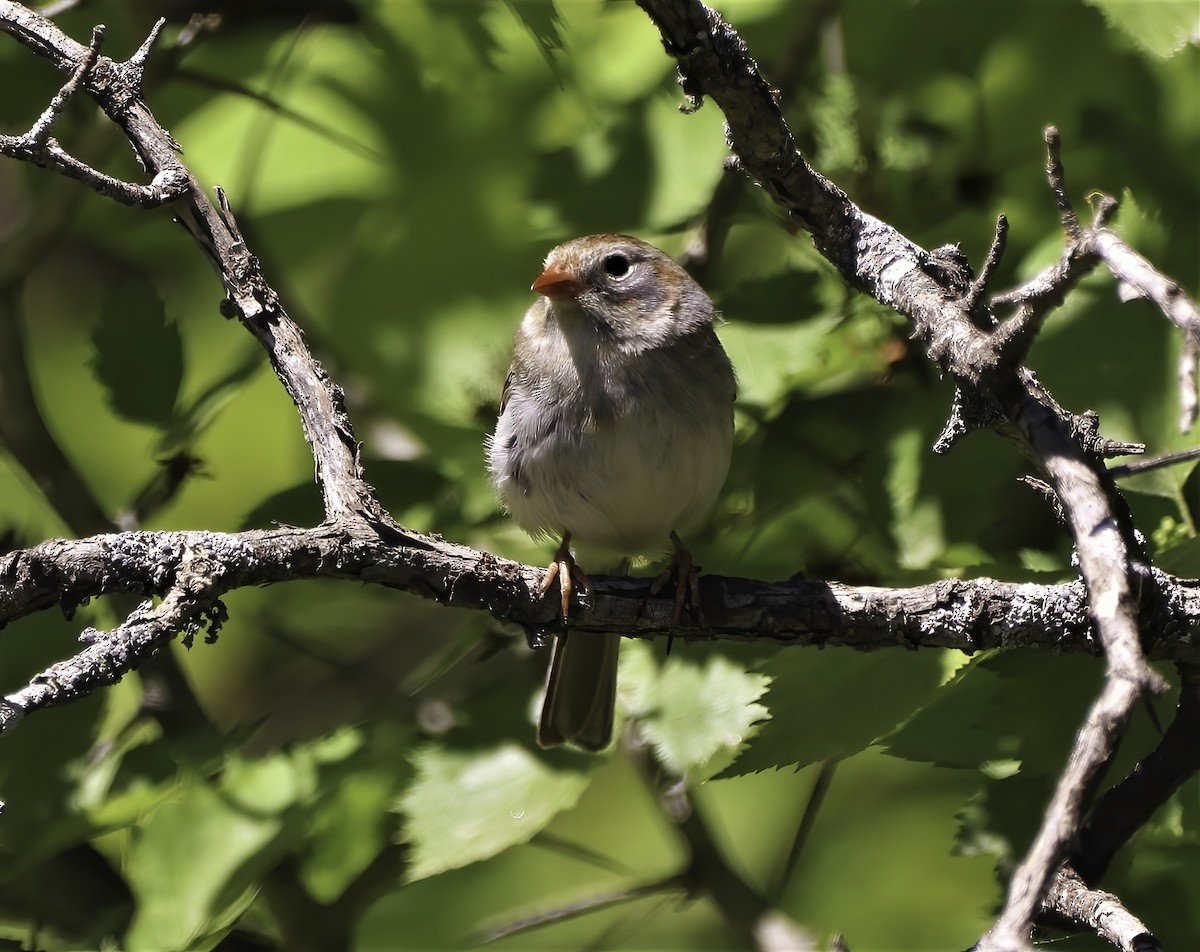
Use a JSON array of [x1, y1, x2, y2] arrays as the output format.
[[647, 531, 703, 637], [540, 534, 593, 623]]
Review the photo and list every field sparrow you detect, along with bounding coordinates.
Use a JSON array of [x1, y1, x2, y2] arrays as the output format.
[[488, 234, 735, 750]]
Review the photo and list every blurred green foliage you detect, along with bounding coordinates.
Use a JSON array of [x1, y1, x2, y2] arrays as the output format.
[[0, 0, 1197, 949]]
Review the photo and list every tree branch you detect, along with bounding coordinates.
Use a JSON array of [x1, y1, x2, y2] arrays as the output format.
[[995, 127, 1200, 432], [0, 1, 381, 526], [5, 525, 1200, 734], [1, 3, 1196, 948], [1041, 867, 1163, 952], [1072, 663, 1200, 884], [630, 2, 1194, 949]]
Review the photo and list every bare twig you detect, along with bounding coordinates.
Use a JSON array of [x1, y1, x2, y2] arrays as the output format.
[[994, 128, 1200, 433], [987, 675, 1145, 950], [26, 22, 102, 145], [0, 13, 187, 207], [3, 579, 213, 726], [964, 214, 1008, 312], [1042, 867, 1162, 952], [125, 15, 165, 74], [479, 877, 683, 944], [1093, 222, 1200, 431], [1072, 663, 1200, 884], [1110, 446, 1200, 479], [770, 758, 836, 903], [1043, 126, 1082, 239]]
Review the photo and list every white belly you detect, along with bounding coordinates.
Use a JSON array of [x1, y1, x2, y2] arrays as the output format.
[[490, 391, 732, 557]]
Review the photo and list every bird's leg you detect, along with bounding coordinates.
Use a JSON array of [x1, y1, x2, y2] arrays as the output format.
[[540, 533, 594, 622], [648, 531, 703, 630]]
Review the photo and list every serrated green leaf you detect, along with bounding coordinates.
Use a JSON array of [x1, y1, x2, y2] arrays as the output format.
[[398, 742, 591, 881], [1084, 0, 1199, 59], [884, 653, 1104, 773], [89, 282, 182, 428], [726, 648, 946, 775], [505, 0, 565, 56], [638, 653, 770, 778]]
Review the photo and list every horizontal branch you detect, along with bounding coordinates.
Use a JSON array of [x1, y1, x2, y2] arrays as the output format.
[[3, 525, 1199, 731]]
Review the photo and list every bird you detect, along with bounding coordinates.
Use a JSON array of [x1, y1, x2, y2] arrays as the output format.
[[488, 234, 736, 751]]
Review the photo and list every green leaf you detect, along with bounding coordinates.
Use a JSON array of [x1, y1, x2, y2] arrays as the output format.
[[887, 426, 945, 570], [89, 281, 182, 428], [302, 768, 397, 903], [299, 729, 401, 904], [955, 773, 1054, 872], [726, 647, 947, 775], [812, 72, 864, 173], [124, 767, 291, 952], [1154, 533, 1200, 577], [884, 652, 1103, 773], [636, 650, 771, 778], [719, 314, 844, 410], [398, 742, 591, 881], [505, 0, 565, 57], [1083, 0, 1199, 59]]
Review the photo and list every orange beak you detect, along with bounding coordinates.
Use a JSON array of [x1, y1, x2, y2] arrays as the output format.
[[531, 266, 583, 299]]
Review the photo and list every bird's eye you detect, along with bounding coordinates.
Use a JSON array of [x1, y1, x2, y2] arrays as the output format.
[[602, 254, 631, 278]]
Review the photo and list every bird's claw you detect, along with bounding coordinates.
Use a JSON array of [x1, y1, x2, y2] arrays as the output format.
[[540, 534, 593, 623], [646, 531, 703, 636]]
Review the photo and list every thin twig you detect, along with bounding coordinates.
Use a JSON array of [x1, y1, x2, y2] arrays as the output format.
[[770, 759, 836, 902], [986, 675, 1146, 951], [1043, 126, 1081, 239], [27, 22, 102, 145], [174, 66, 385, 163], [1091, 223, 1200, 432], [1109, 446, 1200, 479], [1071, 663, 1200, 884], [1041, 866, 1162, 952], [479, 878, 683, 944], [126, 15, 165, 75], [965, 214, 1008, 312]]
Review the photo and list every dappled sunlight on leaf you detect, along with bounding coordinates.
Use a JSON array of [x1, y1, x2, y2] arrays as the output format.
[[398, 742, 593, 881]]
